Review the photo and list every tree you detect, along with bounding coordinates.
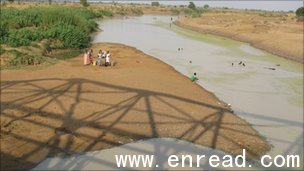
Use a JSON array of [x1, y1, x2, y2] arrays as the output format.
[[295, 7, 304, 17], [188, 2, 196, 10], [48, 0, 52, 5], [203, 4, 209, 9], [80, 0, 89, 7], [7, 0, 14, 3], [151, 2, 160, 7]]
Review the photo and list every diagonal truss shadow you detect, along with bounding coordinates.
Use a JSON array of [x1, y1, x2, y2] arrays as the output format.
[[1, 78, 270, 170]]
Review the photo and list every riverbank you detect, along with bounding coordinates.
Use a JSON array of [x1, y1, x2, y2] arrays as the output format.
[[0, 43, 269, 170], [0, 3, 178, 70], [175, 10, 303, 63]]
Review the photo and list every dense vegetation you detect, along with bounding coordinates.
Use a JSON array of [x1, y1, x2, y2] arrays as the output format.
[[1, 6, 99, 49], [0, 5, 141, 68], [188, 2, 196, 10], [295, 7, 304, 17], [151, 2, 160, 7], [185, 2, 204, 18]]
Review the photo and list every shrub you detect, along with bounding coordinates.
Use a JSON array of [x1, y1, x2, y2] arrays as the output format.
[[43, 25, 90, 49], [185, 2, 203, 17], [58, 26, 90, 48], [188, 2, 196, 10], [0, 22, 9, 43], [7, 28, 33, 47], [184, 8, 202, 18], [44, 25, 62, 39], [151, 2, 160, 6], [295, 7, 304, 17]]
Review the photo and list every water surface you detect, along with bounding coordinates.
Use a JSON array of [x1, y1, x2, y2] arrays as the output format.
[[92, 15, 303, 167]]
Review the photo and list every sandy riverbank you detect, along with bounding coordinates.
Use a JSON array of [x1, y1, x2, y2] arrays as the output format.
[[175, 10, 303, 63], [1, 43, 269, 170]]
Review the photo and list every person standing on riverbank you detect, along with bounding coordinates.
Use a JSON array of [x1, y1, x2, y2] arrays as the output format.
[[97, 50, 103, 66], [190, 73, 198, 82], [105, 51, 111, 67], [88, 49, 93, 64], [83, 50, 90, 65]]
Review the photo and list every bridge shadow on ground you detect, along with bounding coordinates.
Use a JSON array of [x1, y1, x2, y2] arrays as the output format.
[[1, 78, 269, 170]]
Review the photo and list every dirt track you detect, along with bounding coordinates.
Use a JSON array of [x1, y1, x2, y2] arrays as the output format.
[[1, 43, 270, 170]]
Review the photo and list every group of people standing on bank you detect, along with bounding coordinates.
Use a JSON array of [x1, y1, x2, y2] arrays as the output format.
[[83, 49, 111, 66]]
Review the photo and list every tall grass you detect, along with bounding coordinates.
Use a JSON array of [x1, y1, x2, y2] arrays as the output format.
[[0, 5, 144, 68], [1, 6, 98, 49]]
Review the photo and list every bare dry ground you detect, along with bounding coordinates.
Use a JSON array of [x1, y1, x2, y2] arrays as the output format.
[[1, 43, 269, 170], [175, 9, 304, 63], [1, 2, 180, 15]]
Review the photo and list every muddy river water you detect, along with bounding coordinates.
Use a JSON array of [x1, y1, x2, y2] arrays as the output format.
[[92, 15, 303, 168]]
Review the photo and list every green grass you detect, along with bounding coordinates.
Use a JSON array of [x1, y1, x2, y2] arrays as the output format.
[[0, 5, 144, 68], [0, 6, 99, 49], [0, 6, 103, 68]]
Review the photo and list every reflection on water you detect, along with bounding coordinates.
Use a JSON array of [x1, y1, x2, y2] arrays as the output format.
[[92, 15, 303, 162]]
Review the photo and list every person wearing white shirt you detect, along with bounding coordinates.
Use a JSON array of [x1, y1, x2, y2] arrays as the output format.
[[102, 50, 106, 58], [97, 50, 102, 66], [105, 51, 111, 67]]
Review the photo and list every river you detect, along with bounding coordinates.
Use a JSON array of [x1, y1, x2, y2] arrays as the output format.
[[92, 15, 303, 169]]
